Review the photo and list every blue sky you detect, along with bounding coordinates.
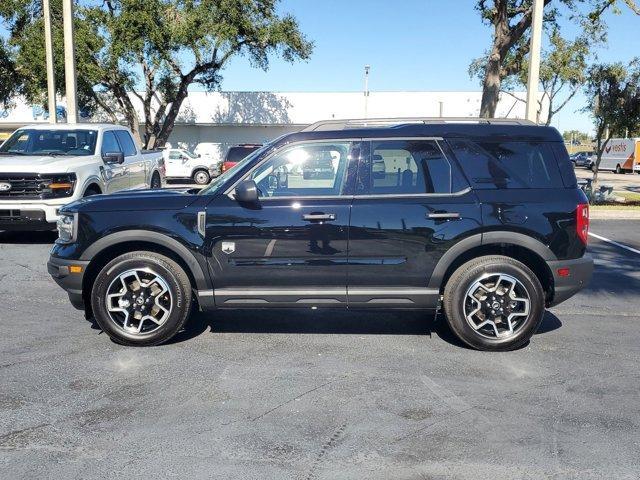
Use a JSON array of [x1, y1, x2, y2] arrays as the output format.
[[218, 0, 640, 134]]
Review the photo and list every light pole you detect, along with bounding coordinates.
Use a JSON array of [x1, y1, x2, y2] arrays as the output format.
[[364, 65, 370, 119], [62, 0, 78, 123], [525, 0, 544, 123], [43, 0, 57, 124]]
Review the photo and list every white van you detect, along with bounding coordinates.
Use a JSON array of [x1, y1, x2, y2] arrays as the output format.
[[593, 138, 640, 174], [193, 142, 223, 163]]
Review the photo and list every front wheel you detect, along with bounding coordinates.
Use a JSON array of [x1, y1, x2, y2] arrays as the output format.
[[443, 255, 545, 351], [90, 251, 192, 346], [615, 164, 623, 174], [150, 172, 162, 189]]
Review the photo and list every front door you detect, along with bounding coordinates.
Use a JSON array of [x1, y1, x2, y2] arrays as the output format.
[[100, 130, 129, 193], [347, 138, 481, 308], [204, 140, 358, 308]]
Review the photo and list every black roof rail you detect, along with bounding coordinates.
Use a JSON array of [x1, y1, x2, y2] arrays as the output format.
[[300, 117, 537, 132]]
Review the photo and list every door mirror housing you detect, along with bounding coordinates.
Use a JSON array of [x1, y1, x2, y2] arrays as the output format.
[[235, 179, 259, 204], [102, 151, 125, 165]]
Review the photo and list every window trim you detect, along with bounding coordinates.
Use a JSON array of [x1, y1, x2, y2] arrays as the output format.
[[355, 137, 465, 198], [113, 129, 138, 157], [224, 138, 363, 199]]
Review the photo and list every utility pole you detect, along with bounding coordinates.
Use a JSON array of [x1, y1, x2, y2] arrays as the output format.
[[43, 0, 57, 124], [62, 0, 78, 124], [364, 65, 370, 119], [525, 0, 544, 123]]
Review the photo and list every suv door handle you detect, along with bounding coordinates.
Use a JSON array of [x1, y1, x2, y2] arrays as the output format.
[[303, 213, 336, 222], [428, 212, 460, 219]]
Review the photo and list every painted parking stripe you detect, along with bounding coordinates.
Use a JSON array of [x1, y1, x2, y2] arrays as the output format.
[[589, 232, 640, 256]]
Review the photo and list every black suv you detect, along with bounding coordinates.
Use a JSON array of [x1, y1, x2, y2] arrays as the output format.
[[48, 118, 593, 351]]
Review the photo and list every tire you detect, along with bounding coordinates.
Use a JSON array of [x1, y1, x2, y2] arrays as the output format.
[[83, 186, 101, 197], [443, 255, 545, 351], [150, 172, 162, 189], [192, 169, 210, 185], [615, 164, 624, 174], [90, 251, 192, 346]]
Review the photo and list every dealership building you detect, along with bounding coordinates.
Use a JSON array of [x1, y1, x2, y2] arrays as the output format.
[[0, 90, 542, 150]]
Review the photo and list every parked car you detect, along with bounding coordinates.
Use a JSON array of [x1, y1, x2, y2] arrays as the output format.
[[163, 148, 219, 185], [220, 144, 262, 173], [0, 123, 164, 231], [48, 118, 593, 351], [570, 151, 593, 168]]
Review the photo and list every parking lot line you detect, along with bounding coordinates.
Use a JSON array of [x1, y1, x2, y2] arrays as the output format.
[[589, 232, 640, 255]]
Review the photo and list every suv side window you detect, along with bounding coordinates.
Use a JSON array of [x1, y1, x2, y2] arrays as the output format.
[[449, 139, 563, 189], [364, 140, 453, 194], [250, 141, 351, 198], [114, 130, 137, 157], [101, 131, 122, 156]]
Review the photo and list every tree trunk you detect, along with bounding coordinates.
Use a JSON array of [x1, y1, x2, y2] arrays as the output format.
[[154, 82, 190, 149], [480, 48, 502, 118]]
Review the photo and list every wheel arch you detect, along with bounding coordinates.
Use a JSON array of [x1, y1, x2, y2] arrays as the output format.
[[80, 231, 209, 317], [428, 232, 556, 303]]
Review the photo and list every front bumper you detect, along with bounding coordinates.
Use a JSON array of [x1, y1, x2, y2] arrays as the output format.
[[47, 256, 90, 310], [0, 199, 69, 227], [547, 254, 594, 307]]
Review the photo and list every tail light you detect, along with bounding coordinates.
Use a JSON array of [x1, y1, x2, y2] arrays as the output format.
[[576, 203, 589, 245]]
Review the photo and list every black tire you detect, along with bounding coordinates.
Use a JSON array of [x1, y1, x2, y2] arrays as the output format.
[[443, 255, 545, 351], [83, 186, 101, 197], [150, 172, 162, 189], [90, 251, 192, 346], [615, 164, 625, 174], [192, 169, 210, 185]]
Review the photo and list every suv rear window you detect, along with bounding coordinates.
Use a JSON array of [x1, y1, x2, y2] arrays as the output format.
[[448, 140, 563, 189], [225, 146, 261, 163]]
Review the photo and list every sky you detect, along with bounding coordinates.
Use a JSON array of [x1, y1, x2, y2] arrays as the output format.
[[215, 0, 640, 134]]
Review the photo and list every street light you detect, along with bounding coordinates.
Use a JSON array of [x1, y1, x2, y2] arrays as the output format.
[[525, 0, 544, 123]]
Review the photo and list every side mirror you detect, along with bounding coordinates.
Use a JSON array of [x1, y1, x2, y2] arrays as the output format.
[[235, 179, 259, 204], [102, 151, 124, 164]]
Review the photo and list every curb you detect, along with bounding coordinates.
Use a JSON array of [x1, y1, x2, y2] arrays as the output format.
[[590, 209, 640, 220]]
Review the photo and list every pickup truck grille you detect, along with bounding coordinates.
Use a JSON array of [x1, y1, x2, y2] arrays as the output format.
[[0, 174, 44, 199]]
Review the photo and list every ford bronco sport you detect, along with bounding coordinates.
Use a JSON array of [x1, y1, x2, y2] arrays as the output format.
[[48, 118, 593, 351]]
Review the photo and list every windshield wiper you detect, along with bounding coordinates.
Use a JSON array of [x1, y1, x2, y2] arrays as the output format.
[[38, 151, 69, 156]]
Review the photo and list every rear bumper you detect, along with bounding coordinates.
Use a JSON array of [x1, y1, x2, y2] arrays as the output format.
[[547, 255, 594, 307], [48, 256, 90, 310]]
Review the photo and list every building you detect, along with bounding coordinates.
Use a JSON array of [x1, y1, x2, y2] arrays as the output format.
[[0, 90, 546, 150]]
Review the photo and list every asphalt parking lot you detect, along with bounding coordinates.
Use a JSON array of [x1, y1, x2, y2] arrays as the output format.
[[1, 220, 639, 479]]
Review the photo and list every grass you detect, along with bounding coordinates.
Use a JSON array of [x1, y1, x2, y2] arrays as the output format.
[[591, 204, 640, 210]]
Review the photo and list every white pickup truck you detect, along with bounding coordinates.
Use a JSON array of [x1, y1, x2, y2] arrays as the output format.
[[0, 123, 165, 231], [163, 148, 220, 185]]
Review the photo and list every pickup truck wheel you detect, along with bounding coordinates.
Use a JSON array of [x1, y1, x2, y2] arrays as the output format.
[[443, 255, 545, 351], [150, 172, 162, 189], [83, 187, 100, 197], [192, 169, 210, 185], [90, 251, 192, 346]]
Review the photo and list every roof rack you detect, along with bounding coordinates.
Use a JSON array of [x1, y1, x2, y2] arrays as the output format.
[[301, 117, 536, 132]]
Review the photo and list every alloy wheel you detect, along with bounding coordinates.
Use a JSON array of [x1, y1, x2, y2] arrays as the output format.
[[463, 273, 531, 339], [105, 268, 173, 335]]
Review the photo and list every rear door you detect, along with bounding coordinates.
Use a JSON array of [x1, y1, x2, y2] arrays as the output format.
[[347, 138, 481, 308], [204, 140, 359, 308]]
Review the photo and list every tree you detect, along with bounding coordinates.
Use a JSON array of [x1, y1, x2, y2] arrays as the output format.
[[0, 39, 21, 108], [473, 0, 640, 119], [582, 60, 640, 193], [3, 0, 313, 148]]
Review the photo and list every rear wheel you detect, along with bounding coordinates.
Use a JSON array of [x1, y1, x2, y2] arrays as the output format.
[[90, 251, 192, 346], [615, 164, 624, 174], [192, 169, 210, 185], [443, 255, 545, 351]]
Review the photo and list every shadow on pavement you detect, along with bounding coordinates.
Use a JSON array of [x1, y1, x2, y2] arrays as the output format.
[[0, 230, 57, 244]]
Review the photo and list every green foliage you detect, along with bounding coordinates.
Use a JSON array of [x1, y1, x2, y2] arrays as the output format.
[[562, 129, 591, 142], [0, 39, 21, 108], [2, 0, 313, 147]]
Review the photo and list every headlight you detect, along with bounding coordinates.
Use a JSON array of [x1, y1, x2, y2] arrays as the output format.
[[41, 173, 77, 199], [56, 213, 76, 243]]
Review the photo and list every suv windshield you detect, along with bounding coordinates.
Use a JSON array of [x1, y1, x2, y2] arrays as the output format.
[[0, 129, 98, 156], [199, 144, 271, 196]]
